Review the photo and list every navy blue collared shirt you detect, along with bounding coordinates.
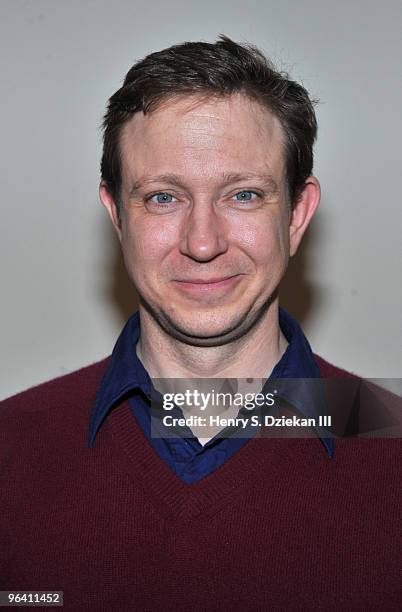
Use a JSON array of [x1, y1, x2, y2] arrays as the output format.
[[89, 309, 333, 484]]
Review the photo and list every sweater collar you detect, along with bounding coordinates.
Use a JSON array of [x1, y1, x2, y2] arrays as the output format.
[[89, 308, 333, 457]]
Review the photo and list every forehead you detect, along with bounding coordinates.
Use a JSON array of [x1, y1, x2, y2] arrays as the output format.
[[119, 93, 286, 185]]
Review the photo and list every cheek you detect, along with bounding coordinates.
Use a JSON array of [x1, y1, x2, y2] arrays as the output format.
[[121, 216, 179, 266], [231, 212, 290, 266]]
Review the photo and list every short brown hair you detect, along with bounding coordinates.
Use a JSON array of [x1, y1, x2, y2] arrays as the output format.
[[101, 35, 318, 210]]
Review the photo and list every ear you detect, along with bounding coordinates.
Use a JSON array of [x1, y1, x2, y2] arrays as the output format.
[[99, 181, 122, 241], [289, 176, 321, 257]]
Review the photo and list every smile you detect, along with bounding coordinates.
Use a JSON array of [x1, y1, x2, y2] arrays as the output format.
[[172, 274, 244, 294]]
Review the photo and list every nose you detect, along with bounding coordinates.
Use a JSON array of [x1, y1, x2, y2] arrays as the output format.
[[179, 200, 229, 262]]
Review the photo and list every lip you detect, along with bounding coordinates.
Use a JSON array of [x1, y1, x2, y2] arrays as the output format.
[[172, 274, 244, 294]]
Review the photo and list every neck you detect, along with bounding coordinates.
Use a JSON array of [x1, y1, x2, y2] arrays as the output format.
[[136, 300, 288, 379]]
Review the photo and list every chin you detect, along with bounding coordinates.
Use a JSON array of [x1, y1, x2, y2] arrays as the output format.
[[140, 289, 277, 347], [153, 305, 261, 347]]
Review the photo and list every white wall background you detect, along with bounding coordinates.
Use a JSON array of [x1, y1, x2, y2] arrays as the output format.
[[1, 0, 401, 400]]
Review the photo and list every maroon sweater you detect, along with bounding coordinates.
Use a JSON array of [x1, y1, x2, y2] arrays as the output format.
[[0, 356, 400, 611]]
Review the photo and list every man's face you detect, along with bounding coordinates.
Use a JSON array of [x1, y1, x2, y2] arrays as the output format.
[[102, 93, 318, 345]]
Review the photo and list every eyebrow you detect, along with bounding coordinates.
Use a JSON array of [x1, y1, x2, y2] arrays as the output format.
[[128, 172, 280, 197]]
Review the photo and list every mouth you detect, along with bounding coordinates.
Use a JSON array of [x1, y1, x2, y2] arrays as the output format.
[[171, 274, 244, 295]]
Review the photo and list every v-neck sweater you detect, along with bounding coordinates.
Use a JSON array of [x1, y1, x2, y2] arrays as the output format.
[[1, 356, 401, 611]]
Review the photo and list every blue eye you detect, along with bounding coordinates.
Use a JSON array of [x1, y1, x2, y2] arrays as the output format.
[[234, 191, 257, 201], [150, 193, 175, 204]]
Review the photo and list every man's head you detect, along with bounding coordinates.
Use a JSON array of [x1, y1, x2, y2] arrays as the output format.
[[101, 35, 317, 213], [100, 37, 320, 346]]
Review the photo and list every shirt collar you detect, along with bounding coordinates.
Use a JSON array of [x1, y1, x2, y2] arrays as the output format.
[[88, 308, 333, 457], [274, 309, 334, 458], [88, 312, 150, 447]]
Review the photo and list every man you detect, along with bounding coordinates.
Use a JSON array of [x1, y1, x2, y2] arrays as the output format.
[[1, 36, 400, 611]]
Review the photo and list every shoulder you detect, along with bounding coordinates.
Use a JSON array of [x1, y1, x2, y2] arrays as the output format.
[[0, 358, 110, 419], [313, 354, 359, 379], [0, 358, 112, 486], [0, 359, 110, 461], [314, 354, 402, 445]]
